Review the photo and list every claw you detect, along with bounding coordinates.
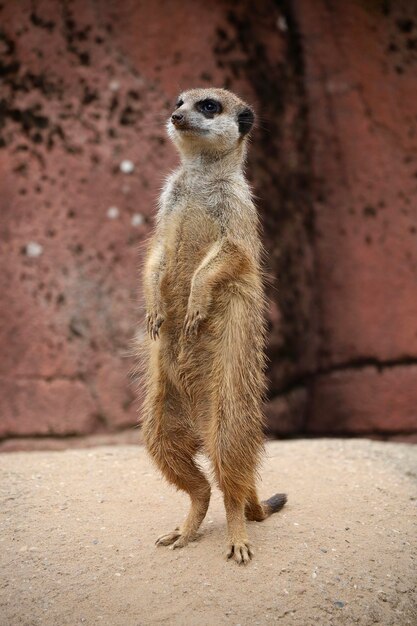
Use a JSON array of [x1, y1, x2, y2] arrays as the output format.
[[170, 535, 190, 550], [155, 528, 181, 546], [183, 310, 204, 337], [155, 528, 192, 550], [146, 312, 164, 340], [227, 542, 253, 565]]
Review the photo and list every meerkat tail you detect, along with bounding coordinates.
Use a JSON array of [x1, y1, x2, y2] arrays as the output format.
[[245, 489, 287, 522], [262, 493, 287, 516]]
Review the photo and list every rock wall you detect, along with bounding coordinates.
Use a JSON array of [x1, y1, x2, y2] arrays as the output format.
[[296, 0, 417, 436], [0, 0, 416, 443]]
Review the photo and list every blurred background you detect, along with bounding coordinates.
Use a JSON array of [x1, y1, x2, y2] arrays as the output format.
[[1, 0, 416, 450]]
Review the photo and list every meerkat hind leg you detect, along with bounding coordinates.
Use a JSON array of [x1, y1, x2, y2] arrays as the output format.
[[153, 447, 211, 549], [209, 441, 255, 563], [155, 462, 211, 550], [144, 380, 211, 549]]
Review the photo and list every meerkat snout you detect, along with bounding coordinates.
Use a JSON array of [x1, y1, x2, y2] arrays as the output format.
[[167, 87, 255, 154], [171, 112, 185, 127], [171, 112, 184, 121]]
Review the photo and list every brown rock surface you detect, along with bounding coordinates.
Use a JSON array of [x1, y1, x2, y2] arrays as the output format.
[[265, 388, 307, 436], [0, 377, 97, 437], [293, 0, 417, 436], [307, 364, 417, 435], [297, 0, 417, 367]]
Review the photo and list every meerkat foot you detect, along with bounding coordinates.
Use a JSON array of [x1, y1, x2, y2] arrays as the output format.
[[155, 528, 181, 547], [170, 534, 193, 550], [226, 541, 254, 565], [155, 528, 196, 549]]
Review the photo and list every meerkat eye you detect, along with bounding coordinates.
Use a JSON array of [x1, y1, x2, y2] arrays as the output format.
[[175, 99, 184, 109], [196, 99, 222, 116]]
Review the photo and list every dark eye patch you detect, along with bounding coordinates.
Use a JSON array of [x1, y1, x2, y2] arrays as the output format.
[[175, 99, 184, 109], [196, 99, 223, 118], [237, 107, 255, 135]]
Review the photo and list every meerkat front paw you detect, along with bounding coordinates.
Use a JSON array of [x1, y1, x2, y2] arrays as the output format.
[[183, 306, 206, 336], [146, 310, 165, 340]]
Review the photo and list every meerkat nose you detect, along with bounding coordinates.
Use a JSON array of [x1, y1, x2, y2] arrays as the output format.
[[171, 113, 185, 125]]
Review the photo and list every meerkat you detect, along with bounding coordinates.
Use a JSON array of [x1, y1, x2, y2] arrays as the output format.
[[140, 87, 287, 565]]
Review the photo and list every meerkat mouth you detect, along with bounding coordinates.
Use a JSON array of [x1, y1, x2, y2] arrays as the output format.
[[180, 128, 209, 135], [171, 122, 209, 135]]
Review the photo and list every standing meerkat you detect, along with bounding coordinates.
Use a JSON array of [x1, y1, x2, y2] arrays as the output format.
[[141, 88, 287, 565]]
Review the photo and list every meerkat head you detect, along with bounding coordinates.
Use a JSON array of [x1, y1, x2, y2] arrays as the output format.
[[167, 88, 255, 158]]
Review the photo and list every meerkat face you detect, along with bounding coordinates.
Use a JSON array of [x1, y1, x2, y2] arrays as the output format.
[[167, 88, 255, 155]]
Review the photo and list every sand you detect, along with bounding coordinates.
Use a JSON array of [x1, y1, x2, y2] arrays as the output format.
[[1, 439, 416, 625]]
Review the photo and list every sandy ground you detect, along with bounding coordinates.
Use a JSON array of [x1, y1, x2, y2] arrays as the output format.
[[1, 439, 416, 626]]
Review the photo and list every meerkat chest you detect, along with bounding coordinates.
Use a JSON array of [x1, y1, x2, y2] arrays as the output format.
[[164, 203, 220, 263], [160, 173, 228, 273]]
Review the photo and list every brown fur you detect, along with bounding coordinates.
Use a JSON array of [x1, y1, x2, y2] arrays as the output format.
[[139, 88, 286, 564]]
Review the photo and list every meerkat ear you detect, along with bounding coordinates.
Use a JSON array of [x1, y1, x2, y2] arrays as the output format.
[[238, 107, 255, 136]]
